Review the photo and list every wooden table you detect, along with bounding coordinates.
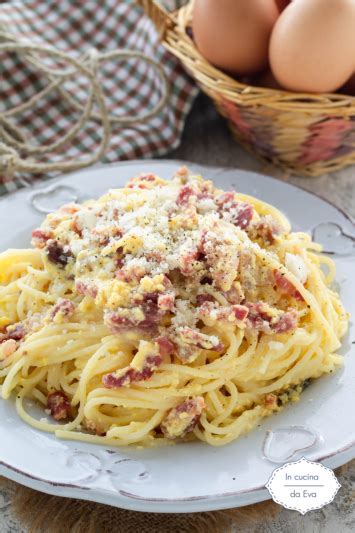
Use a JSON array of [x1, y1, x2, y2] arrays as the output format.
[[1, 94, 354, 532]]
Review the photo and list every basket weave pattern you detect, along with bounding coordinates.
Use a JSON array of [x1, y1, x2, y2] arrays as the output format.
[[137, 0, 355, 176]]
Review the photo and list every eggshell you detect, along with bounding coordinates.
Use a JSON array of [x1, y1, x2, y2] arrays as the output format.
[[275, 0, 291, 12], [193, 0, 279, 76], [269, 0, 355, 93], [339, 73, 355, 96]]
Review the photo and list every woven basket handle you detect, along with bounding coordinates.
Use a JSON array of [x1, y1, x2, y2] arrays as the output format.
[[136, 0, 174, 40]]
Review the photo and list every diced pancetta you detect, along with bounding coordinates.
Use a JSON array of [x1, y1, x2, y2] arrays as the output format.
[[103, 341, 162, 388], [198, 302, 249, 326], [31, 229, 53, 249], [264, 393, 278, 410], [274, 269, 303, 300], [47, 391, 71, 421], [195, 293, 215, 306], [127, 173, 161, 189], [216, 193, 254, 230], [156, 336, 175, 357], [248, 216, 282, 244], [0, 324, 25, 344], [116, 264, 146, 283], [50, 299, 75, 321], [175, 166, 189, 177], [157, 293, 175, 311], [272, 310, 298, 333], [105, 299, 161, 334], [179, 248, 200, 276], [45, 240, 72, 268], [59, 203, 80, 215], [161, 397, 205, 439], [75, 280, 98, 298], [176, 326, 224, 352], [176, 184, 195, 206], [246, 302, 298, 334]]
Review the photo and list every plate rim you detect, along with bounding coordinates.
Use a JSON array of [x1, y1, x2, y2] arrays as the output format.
[[0, 159, 354, 513], [2, 158, 354, 226]]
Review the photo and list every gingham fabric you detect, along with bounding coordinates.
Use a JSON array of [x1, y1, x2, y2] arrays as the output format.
[[0, 0, 198, 195]]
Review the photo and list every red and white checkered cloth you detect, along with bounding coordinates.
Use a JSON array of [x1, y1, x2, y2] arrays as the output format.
[[0, 0, 198, 194]]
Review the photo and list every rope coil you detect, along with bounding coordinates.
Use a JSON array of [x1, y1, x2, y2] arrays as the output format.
[[0, 29, 170, 178]]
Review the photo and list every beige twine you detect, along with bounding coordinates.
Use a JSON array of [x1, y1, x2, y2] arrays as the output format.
[[0, 29, 170, 179]]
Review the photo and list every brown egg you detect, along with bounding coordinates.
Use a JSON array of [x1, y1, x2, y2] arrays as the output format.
[[193, 0, 279, 76], [339, 73, 355, 96], [269, 0, 355, 93], [275, 0, 291, 12]]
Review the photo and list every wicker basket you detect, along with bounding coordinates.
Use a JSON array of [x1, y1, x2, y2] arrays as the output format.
[[137, 0, 355, 177]]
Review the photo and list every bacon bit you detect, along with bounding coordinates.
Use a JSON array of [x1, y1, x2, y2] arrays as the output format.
[[156, 336, 175, 357], [116, 264, 146, 283], [105, 312, 142, 333], [246, 302, 298, 334], [197, 180, 214, 199], [176, 166, 189, 177], [157, 293, 175, 312], [75, 280, 98, 298], [103, 342, 163, 389], [0, 324, 25, 344], [215, 191, 235, 206], [50, 299, 75, 320], [179, 248, 200, 276], [105, 300, 161, 333], [273, 310, 298, 333], [216, 193, 254, 230], [127, 173, 160, 189], [195, 293, 215, 306], [31, 229, 53, 249], [232, 305, 250, 322], [59, 203, 80, 215], [0, 339, 17, 359], [249, 217, 282, 244], [176, 326, 224, 352], [84, 419, 106, 436], [45, 240, 72, 268], [230, 202, 254, 230], [46, 391, 71, 421], [145, 250, 164, 262], [161, 397, 205, 439], [264, 394, 278, 410], [103, 355, 162, 388], [92, 226, 121, 246], [71, 217, 83, 237], [274, 270, 303, 301], [198, 302, 249, 325], [176, 184, 195, 206], [245, 302, 274, 331]]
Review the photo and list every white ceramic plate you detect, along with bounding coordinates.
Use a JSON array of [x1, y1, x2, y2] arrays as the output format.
[[0, 161, 354, 513]]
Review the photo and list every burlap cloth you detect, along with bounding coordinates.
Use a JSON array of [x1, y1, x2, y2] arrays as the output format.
[[0, 460, 354, 532]]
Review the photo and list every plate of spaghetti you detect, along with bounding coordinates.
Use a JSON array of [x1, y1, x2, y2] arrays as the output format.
[[0, 161, 354, 512]]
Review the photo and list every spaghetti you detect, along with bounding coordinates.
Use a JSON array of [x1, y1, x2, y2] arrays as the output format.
[[0, 167, 349, 447]]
